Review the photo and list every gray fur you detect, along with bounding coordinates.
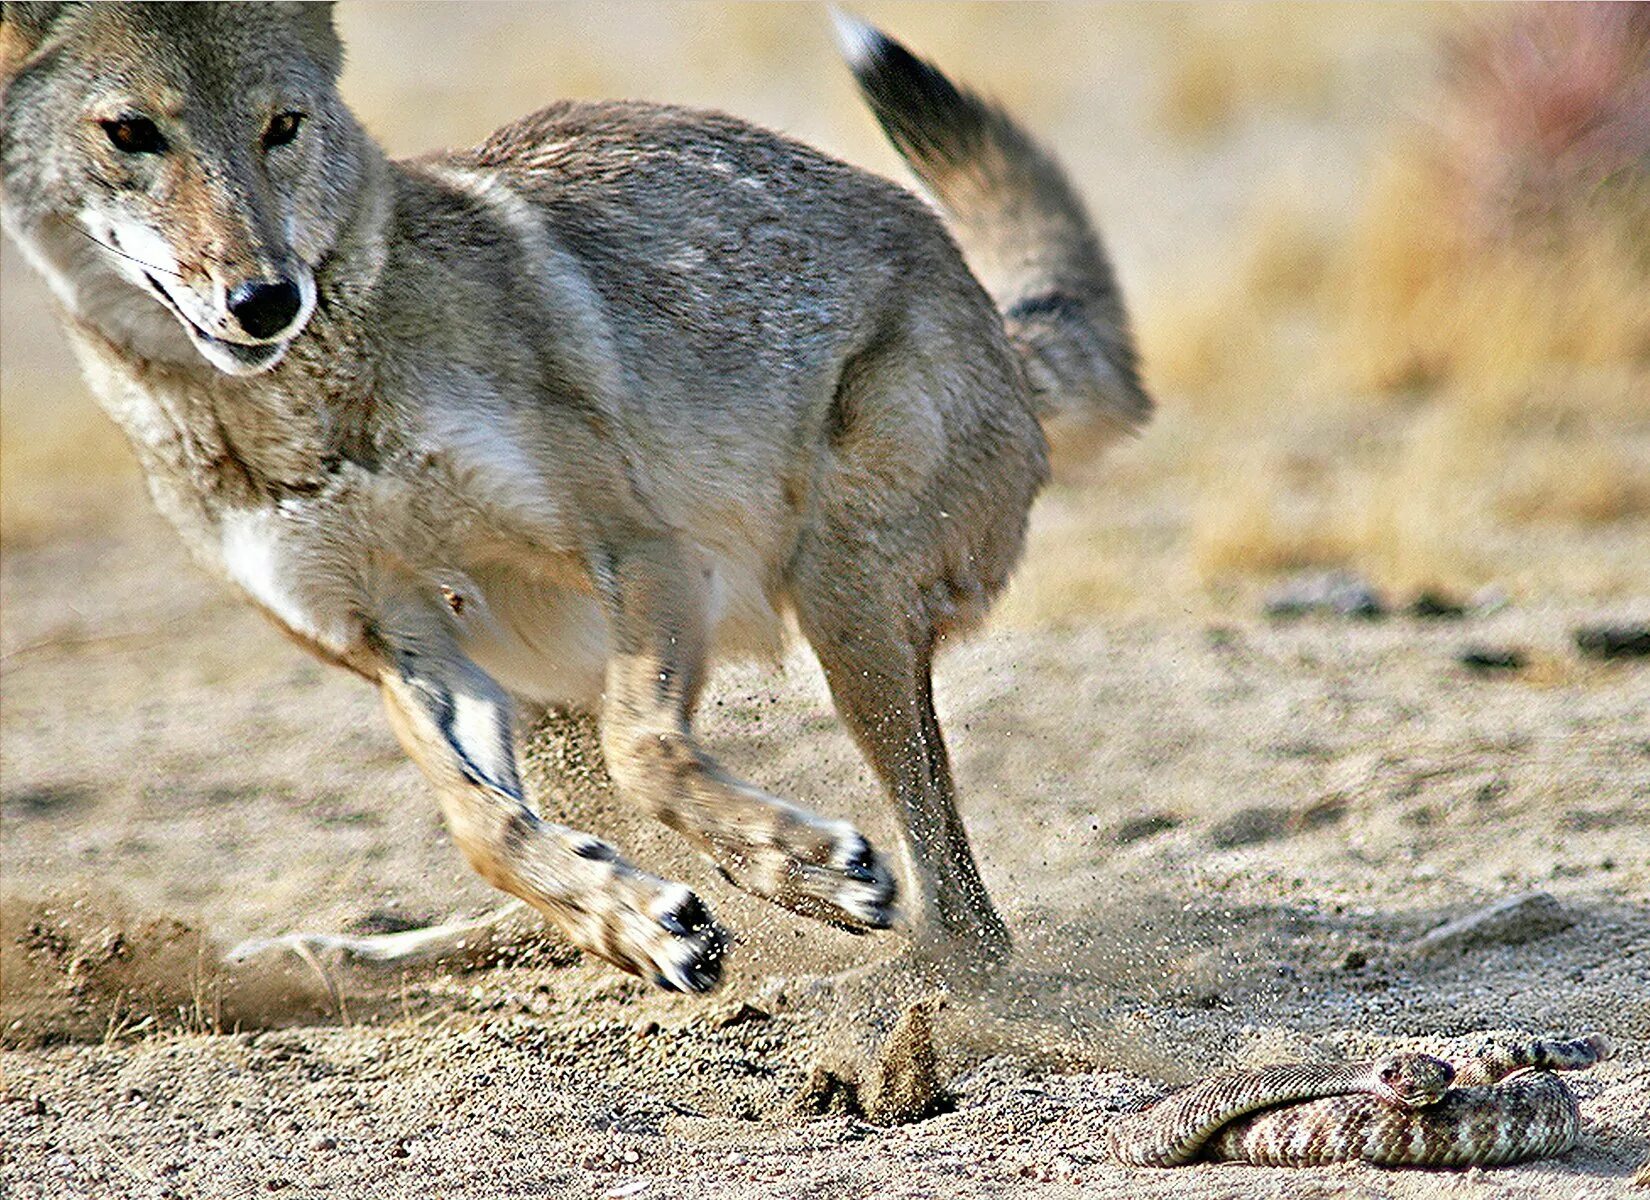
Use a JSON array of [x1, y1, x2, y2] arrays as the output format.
[[0, 5, 1148, 988]]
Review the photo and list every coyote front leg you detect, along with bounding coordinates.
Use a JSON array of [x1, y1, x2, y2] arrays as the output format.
[[374, 644, 726, 991], [235, 628, 726, 993], [597, 537, 897, 931]]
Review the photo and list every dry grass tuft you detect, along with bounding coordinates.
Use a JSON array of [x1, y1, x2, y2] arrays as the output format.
[[1348, 405, 1501, 594], [1335, 3, 1650, 394], [1241, 203, 1335, 311], [1138, 196, 1333, 405], [1335, 150, 1650, 395], [1162, 3, 1650, 602], [1497, 440, 1650, 526], [1136, 288, 1256, 401]]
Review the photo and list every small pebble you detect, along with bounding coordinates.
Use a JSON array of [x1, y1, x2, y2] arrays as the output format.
[[712, 1001, 770, 1029], [1112, 812, 1179, 845], [1264, 570, 1386, 620], [1574, 623, 1650, 661], [1407, 590, 1467, 619], [1209, 806, 1289, 849], [1471, 585, 1511, 615], [1295, 795, 1348, 830], [1408, 891, 1572, 956], [1456, 646, 1526, 672]]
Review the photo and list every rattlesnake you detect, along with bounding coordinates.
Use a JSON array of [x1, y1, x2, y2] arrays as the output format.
[[1107, 1034, 1614, 1168]]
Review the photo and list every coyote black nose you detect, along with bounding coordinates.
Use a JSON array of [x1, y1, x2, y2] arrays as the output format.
[[227, 278, 303, 339]]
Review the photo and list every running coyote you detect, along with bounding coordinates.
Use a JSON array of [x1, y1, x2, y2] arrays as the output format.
[[0, 4, 1149, 991]]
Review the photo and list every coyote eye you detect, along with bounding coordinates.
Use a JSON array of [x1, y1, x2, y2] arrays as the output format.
[[262, 111, 305, 150], [101, 117, 168, 155]]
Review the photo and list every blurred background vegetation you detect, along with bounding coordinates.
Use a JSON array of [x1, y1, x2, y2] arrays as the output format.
[[3, 2, 1645, 621]]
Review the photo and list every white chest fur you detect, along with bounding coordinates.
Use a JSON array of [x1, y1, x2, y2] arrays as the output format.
[[215, 494, 616, 706], [218, 505, 358, 655]]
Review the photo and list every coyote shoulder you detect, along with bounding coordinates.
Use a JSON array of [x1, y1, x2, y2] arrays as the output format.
[[0, 4, 1148, 990]]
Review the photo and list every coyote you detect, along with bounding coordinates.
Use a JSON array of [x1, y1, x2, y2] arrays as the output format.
[[0, 4, 1148, 991]]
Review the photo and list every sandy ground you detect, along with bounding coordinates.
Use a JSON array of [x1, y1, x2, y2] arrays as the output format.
[[4, 501, 1647, 1197], [3, 4, 1648, 1198]]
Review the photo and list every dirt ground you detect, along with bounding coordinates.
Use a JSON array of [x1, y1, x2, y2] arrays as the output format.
[[4, 505, 1647, 1198], [3, 4, 1648, 1199]]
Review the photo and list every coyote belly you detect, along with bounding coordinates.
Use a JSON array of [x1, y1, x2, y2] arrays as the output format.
[[0, 4, 1149, 990]]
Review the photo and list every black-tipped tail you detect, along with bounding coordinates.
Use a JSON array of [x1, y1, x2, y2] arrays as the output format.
[[835, 11, 1151, 451]]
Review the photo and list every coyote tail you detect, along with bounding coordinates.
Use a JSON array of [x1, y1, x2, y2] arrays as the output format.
[[835, 12, 1152, 451]]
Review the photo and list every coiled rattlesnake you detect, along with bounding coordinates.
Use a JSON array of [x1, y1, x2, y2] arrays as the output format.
[[1107, 1034, 1614, 1168]]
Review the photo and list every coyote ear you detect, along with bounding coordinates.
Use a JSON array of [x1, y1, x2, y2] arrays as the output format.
[[1, 2, 70, 80], [274, 1, 343, 77]]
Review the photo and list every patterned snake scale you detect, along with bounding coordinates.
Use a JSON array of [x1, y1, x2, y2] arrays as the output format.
[[1107, 1034, 1614, 1168]]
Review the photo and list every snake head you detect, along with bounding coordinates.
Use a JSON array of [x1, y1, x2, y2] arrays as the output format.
[[1374, 1053, 1455, 1109]]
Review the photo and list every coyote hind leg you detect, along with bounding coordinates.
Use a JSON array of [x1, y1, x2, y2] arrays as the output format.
[[796, 579, 1012, 977], [225, 902, 531, 975]]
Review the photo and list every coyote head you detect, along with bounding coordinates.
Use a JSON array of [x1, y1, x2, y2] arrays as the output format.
[[1, 2, 368, 375]]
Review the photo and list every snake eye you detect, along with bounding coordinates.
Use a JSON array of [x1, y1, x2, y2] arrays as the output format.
[[102, 116, 168, 155], [262, 111, 304, 150]]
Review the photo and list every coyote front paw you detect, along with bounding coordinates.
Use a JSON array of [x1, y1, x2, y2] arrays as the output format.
[[596, 881, 728, 993], [712, 819, 898, 933]]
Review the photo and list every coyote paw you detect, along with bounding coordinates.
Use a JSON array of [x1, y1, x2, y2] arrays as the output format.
[[714, 821, 898, 933], [810, 828, 899, 930], [603, 882, 728, 993]]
